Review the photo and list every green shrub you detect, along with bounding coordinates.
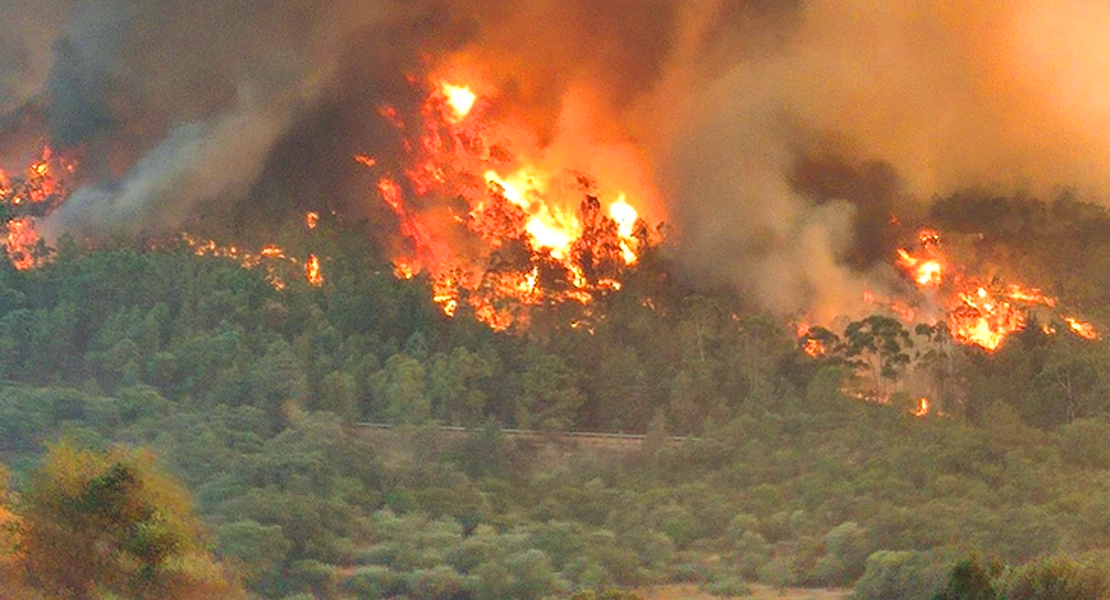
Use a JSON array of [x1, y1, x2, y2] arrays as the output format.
[[342, 565, 406, 600], [407, 565, 474, 600], [997, 555, 1110, 600], [701, 573, 752, 597], [852, 550, 952, 600]]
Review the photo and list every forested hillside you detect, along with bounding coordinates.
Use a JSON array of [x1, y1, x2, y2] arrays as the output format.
[[3, 194, 1110, 599]]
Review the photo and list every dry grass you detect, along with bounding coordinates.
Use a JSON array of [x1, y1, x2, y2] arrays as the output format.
[[639, 583, 850, 600]]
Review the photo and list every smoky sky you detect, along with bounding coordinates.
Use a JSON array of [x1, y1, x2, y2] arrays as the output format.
[[4, 0, 1110, 319]]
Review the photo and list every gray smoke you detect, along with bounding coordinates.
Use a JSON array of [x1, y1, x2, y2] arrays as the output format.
[[5, 0, 1110, 319], [36, 0, 403, 236]]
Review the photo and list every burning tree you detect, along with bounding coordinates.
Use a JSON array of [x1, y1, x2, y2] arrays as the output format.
[[362, 75, 653, 331], [0, 146, 73, 270]]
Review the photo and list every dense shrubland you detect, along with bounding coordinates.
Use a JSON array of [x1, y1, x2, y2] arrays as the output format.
[[3, 195, 1110, 598]]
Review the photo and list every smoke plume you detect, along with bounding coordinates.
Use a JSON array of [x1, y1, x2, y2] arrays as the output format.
[[6, 0, 1110, 319]]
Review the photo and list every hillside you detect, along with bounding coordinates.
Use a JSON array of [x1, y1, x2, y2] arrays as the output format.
[[0, 194, 1108, 598]]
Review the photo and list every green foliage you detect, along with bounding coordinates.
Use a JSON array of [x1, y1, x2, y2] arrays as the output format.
[[217, 520, 291, 589], [1058, 418, 1110, 469], [342, 565, 406, 600], [997, 555, 1110, 600], [933, 555, 1000, 600], [843, 315, 913, 397], [20, 442, 241, 599], [812, 521, 871, 585], [700, 572, 752, 598], [3, 202, 1110, 598], [476, 548, 565, 600], [370, 353, 430, 424], [852, 550, 953, 600]]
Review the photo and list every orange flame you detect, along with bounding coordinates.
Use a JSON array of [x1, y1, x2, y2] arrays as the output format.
[[0, 146, 76, 270], [441, 83, 477, 122], [888, 229, 1098, 351], [4, 218, 40, 271], [1065, 317, 1099, 340], [896, 248, 944, 287], [1003, 285, 1055, 307], [365, 74, 650, 329], [306, 254, 323, 286], [949, 287, 1024, 351], [794, 322, 831, 358], [912, 397, 930, 417], [180, 234, 323, 290]]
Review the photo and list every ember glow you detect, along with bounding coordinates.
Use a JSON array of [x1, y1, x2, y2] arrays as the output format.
[[365, 76, 650, 329]]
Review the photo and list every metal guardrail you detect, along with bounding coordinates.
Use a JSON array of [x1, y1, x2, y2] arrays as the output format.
[[356, 422, 693, 443]]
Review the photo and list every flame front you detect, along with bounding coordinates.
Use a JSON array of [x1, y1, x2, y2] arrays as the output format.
[[181, 234, 323, 289], [4, 218, 39, 271], [364, 75, 649, 329], [950, 287, 1024, 351], [0, 146, 73, 270], [891, 229, 1098, 351]]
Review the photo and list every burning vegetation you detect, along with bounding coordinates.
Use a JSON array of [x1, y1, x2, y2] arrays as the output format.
[[0, 146, 74, 270], [363, 76, 651, 330], [793, 221, 1102, 415], [0, 147, 327, 288], [889, 228, 1097, 351]]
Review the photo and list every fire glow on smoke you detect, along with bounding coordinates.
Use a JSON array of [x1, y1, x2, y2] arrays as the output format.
[[362, 76, 649, 330]]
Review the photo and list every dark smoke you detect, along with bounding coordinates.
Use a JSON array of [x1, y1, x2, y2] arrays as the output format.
[[38, 0, 430, 237], [1, 0, 1107, 320]]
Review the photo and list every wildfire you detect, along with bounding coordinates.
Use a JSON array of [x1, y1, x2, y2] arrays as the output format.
[[912, 397, 930, 417], [0, 146, 74, 270], [795, 322, 832, 358], [1066, 317, 1099, 340], [949, 287, 1023, 351], [896, 250, 944, 287], [483, 169, 580, 259], [180, 234, 323, 289], [891, 229, 1098, 351], [365, 75, 650, 329], [4, 218, 39, 271], [306, 254, 323, 286], [441, 83, 477, 122]]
